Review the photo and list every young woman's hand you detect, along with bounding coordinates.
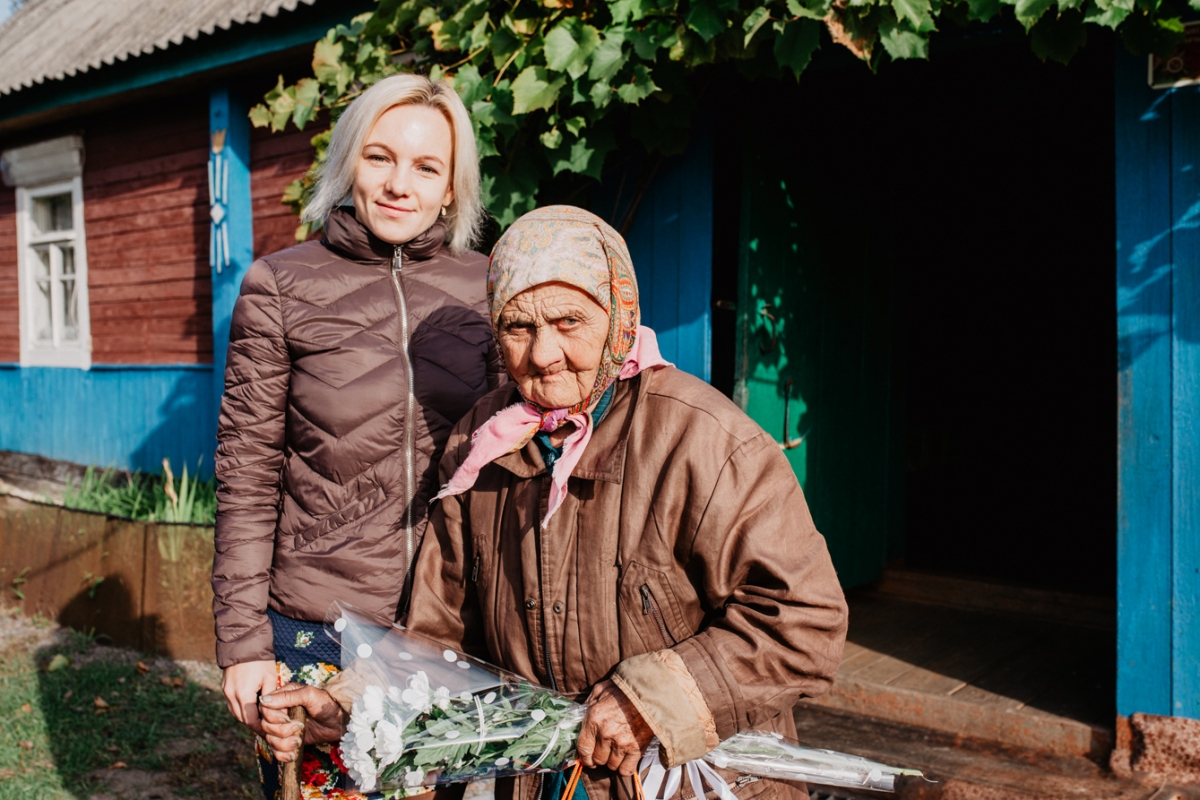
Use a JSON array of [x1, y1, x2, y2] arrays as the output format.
[[577, 680, 656, 777], [221, 659, 278, 736], [258, 684, 348, 762]]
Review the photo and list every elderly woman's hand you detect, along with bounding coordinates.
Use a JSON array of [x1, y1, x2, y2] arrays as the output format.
[[258, 684, 348, 762], [577, 680, 656, 777]]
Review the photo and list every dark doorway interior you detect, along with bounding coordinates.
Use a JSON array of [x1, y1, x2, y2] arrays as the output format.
[[712, 28, 1117, 596]]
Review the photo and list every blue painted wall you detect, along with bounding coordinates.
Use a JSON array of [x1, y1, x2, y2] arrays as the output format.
[[1116, 47, 1200, 720], [0, 365, 217, 475], [596, 121, 714, 381]]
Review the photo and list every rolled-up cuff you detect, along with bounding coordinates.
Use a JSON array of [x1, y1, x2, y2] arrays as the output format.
[[612, 649, 719, 768]]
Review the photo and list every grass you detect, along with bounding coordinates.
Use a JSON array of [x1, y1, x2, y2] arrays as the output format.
[[0, 616, 255, 799], [61, 458, 217, 526]]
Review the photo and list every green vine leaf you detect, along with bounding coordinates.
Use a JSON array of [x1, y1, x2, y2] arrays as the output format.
[[511, 67, 567, 113], [252, 0, 1191, 240]]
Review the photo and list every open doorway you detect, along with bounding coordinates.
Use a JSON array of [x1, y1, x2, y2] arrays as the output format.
[[713, 26, 1118, 750]]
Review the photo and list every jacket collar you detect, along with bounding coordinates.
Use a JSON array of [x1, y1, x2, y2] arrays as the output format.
[[491, 376, 641, 485], [322, 206, 448, 264]]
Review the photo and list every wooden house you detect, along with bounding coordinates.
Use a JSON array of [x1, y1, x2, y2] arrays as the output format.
[[0, 0, 369, 474], [0, 0, 1196, 777]]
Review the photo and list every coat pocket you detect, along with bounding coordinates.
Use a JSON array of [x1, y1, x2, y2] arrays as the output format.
[[619, 561, 696, 652]]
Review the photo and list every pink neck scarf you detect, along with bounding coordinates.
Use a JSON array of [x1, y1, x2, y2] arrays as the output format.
[[436, 325, 671, 525]]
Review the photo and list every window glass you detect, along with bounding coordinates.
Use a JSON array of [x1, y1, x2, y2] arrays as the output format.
[[31, 193, 73, 235], [33, 247, 52, 342], [60, 246, 78, 341]]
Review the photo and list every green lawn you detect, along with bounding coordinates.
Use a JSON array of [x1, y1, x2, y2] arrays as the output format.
[[0, 620, 256, 799]]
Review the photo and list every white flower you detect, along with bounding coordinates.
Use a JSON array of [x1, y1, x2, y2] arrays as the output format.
[[434, 685, 451, 711], [404, 768, 426, 789], [346, 714, 376, 754], [360, 685, 386, 722], [340, 728, 379, 792], [347, 751, 379, 792], [374, 718, 405, 767], [402, 671, 433, 714]]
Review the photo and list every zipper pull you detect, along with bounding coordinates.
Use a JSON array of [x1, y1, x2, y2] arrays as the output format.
[[392, 244, 402, 274], [640, 584, 652, 615], [471, 554, 480, 583]]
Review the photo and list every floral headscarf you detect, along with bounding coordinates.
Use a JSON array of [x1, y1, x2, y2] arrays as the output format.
[[487, 205, 640, 414], [437, 205, 670, 525]]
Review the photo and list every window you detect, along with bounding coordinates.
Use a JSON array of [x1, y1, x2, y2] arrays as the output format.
[[6, 136, 90, 368]]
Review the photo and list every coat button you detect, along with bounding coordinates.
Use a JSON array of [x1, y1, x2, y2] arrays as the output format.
[[525, 599, 536, 609], [553, 602, 564, 614]]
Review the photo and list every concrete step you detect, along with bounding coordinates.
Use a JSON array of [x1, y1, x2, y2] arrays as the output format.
[[794, 705, 1190, 800]]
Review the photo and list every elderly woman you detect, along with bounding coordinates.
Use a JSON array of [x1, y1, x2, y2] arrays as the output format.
[[261, 206, 848, 800], [214, 73, 503, 798]]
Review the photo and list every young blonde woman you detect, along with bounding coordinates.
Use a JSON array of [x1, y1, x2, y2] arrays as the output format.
[[211, 73, 503, 798]]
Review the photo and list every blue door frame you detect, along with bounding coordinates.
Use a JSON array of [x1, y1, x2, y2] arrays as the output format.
[[1116, 46, 1200, 721]]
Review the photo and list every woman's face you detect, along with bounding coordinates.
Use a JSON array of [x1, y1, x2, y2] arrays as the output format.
[[352, 104, 455, 245], [498, 283, 610, 410]]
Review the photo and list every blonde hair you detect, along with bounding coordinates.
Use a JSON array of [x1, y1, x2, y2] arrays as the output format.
[[303, 74, 483, 254]]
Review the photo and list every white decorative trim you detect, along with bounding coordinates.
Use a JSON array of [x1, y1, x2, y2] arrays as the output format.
[[16, 177, 91, 369], [1, 135, 84, 188]]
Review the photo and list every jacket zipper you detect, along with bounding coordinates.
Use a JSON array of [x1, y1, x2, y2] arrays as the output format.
[[392, 244, 416, 573], [640, 584, 676, 648]]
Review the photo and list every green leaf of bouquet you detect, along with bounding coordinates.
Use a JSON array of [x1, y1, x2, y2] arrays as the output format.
[[773, 18, 822, 76], [512, 67, 567, 113]]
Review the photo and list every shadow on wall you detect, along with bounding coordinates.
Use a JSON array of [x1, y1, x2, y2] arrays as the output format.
[[128, 369, 219, 480], [1118, 82, 1200, 372]]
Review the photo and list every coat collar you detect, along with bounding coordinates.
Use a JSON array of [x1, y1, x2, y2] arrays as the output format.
[[490, 375, 642, 485], [322, 206, 448, 264]]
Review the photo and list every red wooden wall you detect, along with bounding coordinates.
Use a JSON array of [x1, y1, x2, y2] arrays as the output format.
[[0, 186, 16, 363], [0, 92, 317, 367], [251, 122, 317, 259], [84, 94, 212, 365]]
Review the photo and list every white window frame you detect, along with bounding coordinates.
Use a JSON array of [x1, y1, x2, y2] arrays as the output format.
[[15, 177, 91, 369]]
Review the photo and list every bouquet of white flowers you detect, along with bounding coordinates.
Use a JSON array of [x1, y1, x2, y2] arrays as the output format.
[[325, 602, 923, 797]]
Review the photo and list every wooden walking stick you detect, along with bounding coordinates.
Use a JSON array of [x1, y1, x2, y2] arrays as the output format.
[[280, 705, 308, 800]]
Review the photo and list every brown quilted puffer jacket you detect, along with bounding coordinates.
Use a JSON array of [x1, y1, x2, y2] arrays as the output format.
[[212, 207, 504, 668]]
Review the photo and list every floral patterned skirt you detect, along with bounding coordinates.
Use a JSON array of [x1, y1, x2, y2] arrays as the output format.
[[257, 608, 373, 800]]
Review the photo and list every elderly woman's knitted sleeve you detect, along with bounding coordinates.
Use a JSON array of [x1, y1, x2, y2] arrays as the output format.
[[611, 432, 849, 767]]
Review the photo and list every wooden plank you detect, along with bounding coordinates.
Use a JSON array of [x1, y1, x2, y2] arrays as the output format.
[[142, 523, 217, 661], [1115, 46, 1174, 718], [89, 262, 208, 287], [1170, 81, 1200, 721], [90, 282, 211, 303]]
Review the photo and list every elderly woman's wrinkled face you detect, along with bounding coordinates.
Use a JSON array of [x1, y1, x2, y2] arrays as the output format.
[[353, 104, 455, 245], [499, 283, 610, 410]]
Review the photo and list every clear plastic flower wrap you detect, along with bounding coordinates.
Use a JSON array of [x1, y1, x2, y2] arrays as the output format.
[[326, 602, 587, 794], [700, 732, 926, 793], [325, 602, 925, 796]]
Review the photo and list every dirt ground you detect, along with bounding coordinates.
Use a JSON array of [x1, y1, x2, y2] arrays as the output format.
[[0, 607, 258, 800]]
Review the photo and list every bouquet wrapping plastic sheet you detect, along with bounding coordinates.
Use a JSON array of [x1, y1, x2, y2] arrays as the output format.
[[325, 602, 924, 796]]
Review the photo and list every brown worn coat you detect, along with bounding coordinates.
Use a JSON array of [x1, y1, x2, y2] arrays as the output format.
[[212, 207, 503, 668], [406, 366, 848, 800]]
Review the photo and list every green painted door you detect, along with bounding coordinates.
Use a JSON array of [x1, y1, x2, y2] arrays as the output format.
[[733, 141, 901, 589]]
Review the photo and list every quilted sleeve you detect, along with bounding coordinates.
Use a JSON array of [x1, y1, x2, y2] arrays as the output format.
[[212, 260, 290, 668]]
